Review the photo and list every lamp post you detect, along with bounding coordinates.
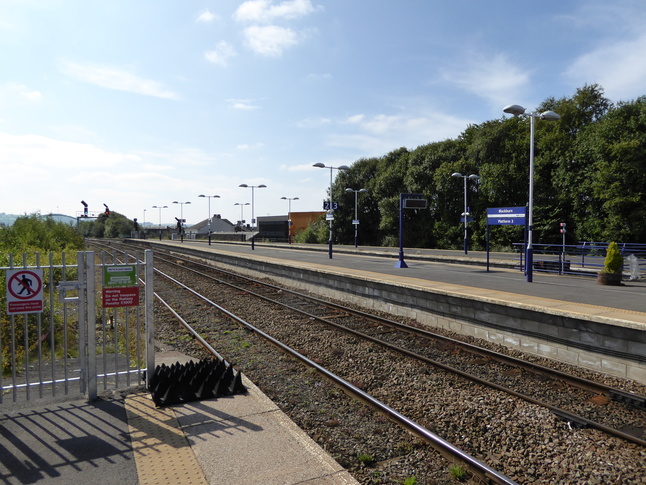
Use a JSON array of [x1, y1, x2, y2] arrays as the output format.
[[152, 205, 168, 240], [345, 188, 367, 248], [143, 208, 146, 239], [280, 197, 299, 243], [172, 201, 191, 242], [198, 194, 220, 245], [238, 184, 267, 250], [313, 163, 350, 258], [234, 202, 250, 236], [451, 173, 479, 254], [503, 104, 560, 282]]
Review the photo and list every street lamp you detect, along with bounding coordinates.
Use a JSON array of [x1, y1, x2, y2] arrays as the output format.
[[172, 201, 191, 242], [280, 197, 299, 244], [198, 194, 220, 245], [239, 184, 266, 250], [345, 188, 367, 248], [313, 163, 350, 258], [503, 104, 560, 282], [451, 173, 479, 254], [143, 208, 146, 239], [152, 205, 168, 240], [234, 202, 250, 235]]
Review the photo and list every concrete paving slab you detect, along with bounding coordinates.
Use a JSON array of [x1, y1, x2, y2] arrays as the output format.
[[173, 376, 359, 485]]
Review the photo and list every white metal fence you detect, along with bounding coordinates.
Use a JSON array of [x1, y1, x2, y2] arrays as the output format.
[[1, 250, 154, 405]]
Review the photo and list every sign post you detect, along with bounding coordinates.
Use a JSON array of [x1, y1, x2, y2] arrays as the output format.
[[486, 207, 527, 272]]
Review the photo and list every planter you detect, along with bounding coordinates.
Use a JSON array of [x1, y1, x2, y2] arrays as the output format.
[[597, 272, 623, 286]]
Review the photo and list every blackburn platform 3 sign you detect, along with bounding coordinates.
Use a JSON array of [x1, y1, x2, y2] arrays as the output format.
[[487, 207, 527, 226], [6, 269, 44, 314]]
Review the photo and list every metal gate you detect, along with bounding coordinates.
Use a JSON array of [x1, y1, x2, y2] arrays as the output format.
[[1, 250, 154, 405]]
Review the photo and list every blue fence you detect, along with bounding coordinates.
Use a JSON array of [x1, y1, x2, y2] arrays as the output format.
[[511, 241, 646, 279]]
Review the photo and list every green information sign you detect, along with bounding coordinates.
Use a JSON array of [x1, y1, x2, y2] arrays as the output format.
[[103, 265, 137, 287]]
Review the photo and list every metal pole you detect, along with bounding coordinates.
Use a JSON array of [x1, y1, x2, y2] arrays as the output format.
[[354, 190, 359, 248], [527, 115, 535, 282], [207, 197, 211, 245], [463, 176, 468, 254], [328, 167, 333, 259], [251, 187, 256, 250]]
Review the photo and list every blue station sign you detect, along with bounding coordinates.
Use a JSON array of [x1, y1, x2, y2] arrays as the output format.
[[487, 207, 527, 226]]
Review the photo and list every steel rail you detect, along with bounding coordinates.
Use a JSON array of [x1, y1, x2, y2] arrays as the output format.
[[149, 252, 646, 448], [149, 248, 646, 409], [153, 266, 518, 485]]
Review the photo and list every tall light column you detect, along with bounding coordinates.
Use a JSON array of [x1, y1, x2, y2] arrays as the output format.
[[198, 194, 220, 245], [143, 208, 146, 239], [152, 205, 168, 240], [234, 202, 250, 226], [239, 184, 267, 250], [313, 163, 350, 258], [345, 188, 367, 248], [451, 173, 479, 254], [503, 104, 560, 282], [280, 197, 299, 243], [172, 201, 191, 242]]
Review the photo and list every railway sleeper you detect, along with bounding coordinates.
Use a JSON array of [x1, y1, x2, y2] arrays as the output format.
[[609, 389, 646, 410], [551, 409, 590, 429]]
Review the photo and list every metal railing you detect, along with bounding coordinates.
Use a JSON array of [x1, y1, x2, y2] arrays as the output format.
[[511, 241, 646, 278], [1, 250, 154, 405]]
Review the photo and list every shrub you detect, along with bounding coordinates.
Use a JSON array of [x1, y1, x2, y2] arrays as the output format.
[[603, 242, 623, 274]]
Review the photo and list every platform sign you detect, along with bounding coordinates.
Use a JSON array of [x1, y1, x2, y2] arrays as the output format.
[[102, 286, 140, 308], [487, 207, 527, 226], [323, 201, 339, 210], [6, 269, 44, 314], [103, 265, 137, 287]]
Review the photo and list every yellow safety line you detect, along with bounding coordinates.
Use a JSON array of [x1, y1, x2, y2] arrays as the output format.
[[125, 392, 208, 485]]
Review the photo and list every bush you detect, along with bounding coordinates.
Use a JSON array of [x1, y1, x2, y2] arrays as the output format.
[[603, 242, 623, 274]]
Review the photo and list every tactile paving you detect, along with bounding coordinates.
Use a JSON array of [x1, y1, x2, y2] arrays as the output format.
[[125, 392, 208, 485]]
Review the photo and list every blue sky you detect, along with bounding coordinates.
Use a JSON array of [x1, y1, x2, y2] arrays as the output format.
[[1, 0, 645, 227]]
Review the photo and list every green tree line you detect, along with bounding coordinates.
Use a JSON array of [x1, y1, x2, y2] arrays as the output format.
[[308, 85, 645, 250]]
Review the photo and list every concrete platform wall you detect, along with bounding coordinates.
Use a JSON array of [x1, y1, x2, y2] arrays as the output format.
[[163, 245, 646, 385]]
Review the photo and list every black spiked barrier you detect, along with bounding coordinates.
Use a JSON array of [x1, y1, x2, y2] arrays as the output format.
[[148, 358, 246, 407]]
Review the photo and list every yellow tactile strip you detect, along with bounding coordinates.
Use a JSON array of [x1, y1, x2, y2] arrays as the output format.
[[125, 392, 208, 485]]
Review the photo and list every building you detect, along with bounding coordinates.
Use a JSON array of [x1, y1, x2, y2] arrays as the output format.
[[258, 211, 325, 243]]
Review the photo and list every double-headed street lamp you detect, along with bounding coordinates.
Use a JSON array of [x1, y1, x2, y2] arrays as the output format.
[[198, 194, 220, 245], [345, 188, 367, 248], [172, 201, 191, 242], [503, 104, 560, 282], [152, 205, 168, 240], [313, 163, 350, 258], [281, 196, 299, 244], [239, 184, 266, 250], [451, 173, 479, 254]]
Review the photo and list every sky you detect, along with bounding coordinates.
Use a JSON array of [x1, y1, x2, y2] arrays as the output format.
[[1, 0, 645, 227]]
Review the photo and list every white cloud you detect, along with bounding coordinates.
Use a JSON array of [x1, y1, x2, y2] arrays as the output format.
[[440, 52, 530, 107], [60, 61, 179, 100], [234, 0, 320, 24], [242, 25, 298, 57], [0, 82, 42, 102], [227, 98, 261, 110], [205, 41, 237, 66], [196, 9, 217, 23], [564, 34, 646, 102]]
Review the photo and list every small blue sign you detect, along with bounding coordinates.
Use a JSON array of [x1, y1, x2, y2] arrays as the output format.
[[487, 207, 527, 226]]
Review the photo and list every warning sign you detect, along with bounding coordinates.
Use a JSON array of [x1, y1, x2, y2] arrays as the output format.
[[103, 265, 137, 287], [6, 269, 44, 314], [102, 286, 140, 308]]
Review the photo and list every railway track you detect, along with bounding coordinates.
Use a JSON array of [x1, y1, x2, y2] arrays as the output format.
[[92, 242, 646, 483]]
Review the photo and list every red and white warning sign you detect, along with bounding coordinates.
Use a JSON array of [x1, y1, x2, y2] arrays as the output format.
[[6, 269, 44, 314]]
